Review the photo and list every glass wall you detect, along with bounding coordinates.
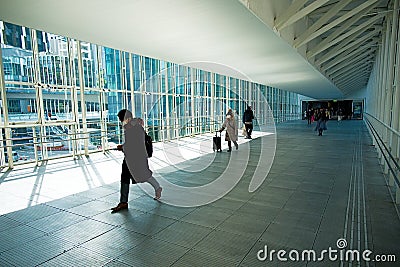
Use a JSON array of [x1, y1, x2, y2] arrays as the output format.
[[0, 20, 301, 167]]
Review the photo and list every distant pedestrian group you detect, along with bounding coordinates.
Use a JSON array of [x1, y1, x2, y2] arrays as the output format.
[[217, 105, 256, 152]]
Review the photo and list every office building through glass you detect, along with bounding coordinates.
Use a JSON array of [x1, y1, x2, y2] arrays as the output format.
[[0, 21, 301, 167]]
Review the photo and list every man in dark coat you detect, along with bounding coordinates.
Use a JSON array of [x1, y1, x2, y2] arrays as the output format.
[[242, 105, 254, 139], [111, 109, 162, 213]]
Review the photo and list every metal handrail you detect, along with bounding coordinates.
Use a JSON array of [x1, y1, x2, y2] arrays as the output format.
[[364, 115, 400, 188], [364, 112, 400, 138]]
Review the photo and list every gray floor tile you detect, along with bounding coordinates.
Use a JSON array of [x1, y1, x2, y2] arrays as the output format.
[[127, 195, 162, 213], [154, 221, 213, 248], [194, 230, 256, 264], [236, 202, 281, 222], [0, 120, 399, 266], [102, 259, 133, 267], [4, 204, 61, 223], [45, 194, 93, 210], [67, 199, 113, 217], [27, 210, 86, 233], [81, 227, 147, 259], [116, 238, 189, 266], [209, 197, 245, 211], [120, 213, 177, 235], [0, 224, 45, 253], [92, 209, 146, 226], [216, 213, 270, 239], [0, 215, 22, 233], [52, 218, 115, 245], [172, 249, 236, 267], [40, 246, 111, 266], [273, 209, 322, 233], [1, 235, 74, 266], [180, 205, 232, 228], [148, 204, 195, 220], [260, 222, 317, 250]]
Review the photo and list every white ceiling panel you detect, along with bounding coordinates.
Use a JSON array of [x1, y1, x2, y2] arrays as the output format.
[[0, 0, 388, 99]]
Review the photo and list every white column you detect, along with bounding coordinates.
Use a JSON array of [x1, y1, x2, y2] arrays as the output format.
[[77, 41, 89, 155], [32, 29, 48, 161], [391, 1, 400, 162], [0, 40, 14, 168]]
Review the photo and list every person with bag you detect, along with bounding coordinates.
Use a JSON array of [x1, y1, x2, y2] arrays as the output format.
[[111, 110, 162, 213], [219, 109, 238, 152], [242, 105, 254, 139], [137, 118, 153, 158]]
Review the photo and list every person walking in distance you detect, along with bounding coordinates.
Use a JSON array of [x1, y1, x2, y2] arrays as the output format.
[[242, 105, 254, 139], [315, 108, 328, 136], [219, 109, 238, 152], [111, 109, 162, 213], [307, 109, 313, 125]]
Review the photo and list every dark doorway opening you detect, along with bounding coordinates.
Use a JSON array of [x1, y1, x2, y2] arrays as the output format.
[[301, 100, 363, 120]]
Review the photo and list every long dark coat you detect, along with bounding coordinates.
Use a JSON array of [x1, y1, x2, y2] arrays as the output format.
[[121, 118, 152, 184]]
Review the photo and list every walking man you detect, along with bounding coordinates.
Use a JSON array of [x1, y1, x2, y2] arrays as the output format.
[[242, 105, 254, 139], [111, 109, 162, 213]]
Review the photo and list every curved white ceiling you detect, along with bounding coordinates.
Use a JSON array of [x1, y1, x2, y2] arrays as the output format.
[[1, 0, 382, 99]]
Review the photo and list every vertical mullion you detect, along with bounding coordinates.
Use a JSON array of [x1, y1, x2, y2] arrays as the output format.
[[77, 40, 89, 155], [129, 53, 135, 116], [32, 29, 48, 161], [97, 46, 107, 153], [67, 38, 78, 157], [0, 40, 12, 167]]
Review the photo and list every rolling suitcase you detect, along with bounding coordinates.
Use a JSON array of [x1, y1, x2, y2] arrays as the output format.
[[213, 132, 222, 152]]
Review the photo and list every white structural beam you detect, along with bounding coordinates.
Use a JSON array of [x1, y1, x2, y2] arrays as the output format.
[[338, 75, 369, 89], [321, 43, 372, 71], [294, 0, 379, 48], [317, 15, 383, 62], [392, 0, 400, 155], [294, 0, 353, 48], [338, 76, 369, 90], [339, 74, 370, 86], [332, 65, 372, 83], [333, 65, 371, 83], [325, 48, 376, 75], [275, 0, 330, 31], [310, 15, 383, 62], [307, 2, 379, 58], [331, 66, 371, 85], [328, 55, 374, 79], [333, 72, 371, 91], [385, 0, 399, 128], [334, 73, 371, 92], [328, 54, 374, 79], [315, 29, 380, 66], [274, 0, 309, 31]]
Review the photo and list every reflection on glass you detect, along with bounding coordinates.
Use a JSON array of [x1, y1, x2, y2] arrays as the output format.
[[0, 20, 301, 167]]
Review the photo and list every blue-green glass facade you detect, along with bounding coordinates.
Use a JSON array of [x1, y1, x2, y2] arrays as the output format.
[[0, 20, 301, 166]]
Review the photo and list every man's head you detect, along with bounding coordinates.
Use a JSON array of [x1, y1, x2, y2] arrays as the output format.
[[117, 109, 133, 122]]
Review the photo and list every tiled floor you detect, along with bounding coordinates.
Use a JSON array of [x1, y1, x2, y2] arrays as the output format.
[[0, 120, 399, 266]]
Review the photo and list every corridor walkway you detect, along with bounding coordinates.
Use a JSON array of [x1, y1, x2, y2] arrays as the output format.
[[0, 120, 399, 266]]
